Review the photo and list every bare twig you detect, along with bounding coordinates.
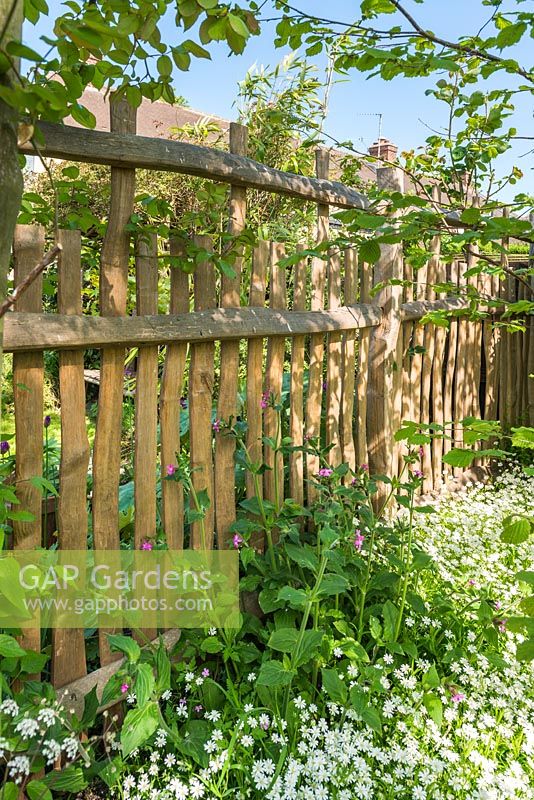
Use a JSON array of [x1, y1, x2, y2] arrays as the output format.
[[0, 243, 62, 318]]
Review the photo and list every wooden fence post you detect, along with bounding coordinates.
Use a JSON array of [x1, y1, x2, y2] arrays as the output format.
[[53, 229, 89, 688], [215, 122, 247, 548], [306, 149, 329, 504], [92, 94, 136, 666], [13, 224, 44, 661], [366, 166, 403, 500]]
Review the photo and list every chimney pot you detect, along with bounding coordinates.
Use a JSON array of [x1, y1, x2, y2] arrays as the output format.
[[368, 137, 398, 163]]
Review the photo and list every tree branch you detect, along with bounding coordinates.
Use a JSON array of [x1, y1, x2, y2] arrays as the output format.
[[0, 243, 62, 318]]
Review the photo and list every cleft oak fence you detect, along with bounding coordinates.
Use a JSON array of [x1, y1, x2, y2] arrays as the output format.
[[3, 97, 533, 707]]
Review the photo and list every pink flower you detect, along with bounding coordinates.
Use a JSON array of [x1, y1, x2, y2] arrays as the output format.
[[201, 668, 210, 677], [233, 533, 244, 549], [468, 579, 476, 587], [194, 704, 203, 713], [141, 540, 153, 551], [419, 446, 424, 459], [166, 464, 176, 476], [495, 617, 508, 633], [260, 718, 270, 730], [451, 692, 465, 703], [494, 600, 502, 611], [354, 530, 365, 551], [317, 467, 333, 478], [413, 469, 423, 479], [121, 683, 129, 694], [261, 390, 270, 409], [360, 463, 368, 472], [213, 419, 222, 433]]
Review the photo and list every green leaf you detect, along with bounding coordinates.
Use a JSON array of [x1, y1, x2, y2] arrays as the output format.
[[359, 239, 381, 265], [382, 600, 398, 642], [318, 574, 350, 596], [520, 596, 534, 616], [321, 668, 347, 704], [155, 643, 171, 693], [1, 784, 19, 800], [361, 705, 382, 733], [284, 542, 319, 572], [516, 571, 534, 586], [107, 634, 141, 663], [227, 13, 249, 38], [201, 636, 223, 653], [157, 55, 173, 77], [516, 639, 534, 662], [442, 448, 475, 468], [121, 702, 160, 756], [423, 692, 443, 727], [422, 664, 440, 690], [26, 781, 52, 800], [511, 427, 534, 449], [42, 767, 86, 793], [0, 634, 26, 658], [501, 515, 532, 544], [277, 586, 308, 609], [177, 720, 211, 767], [295, 629, 323, 667], [69, 103, 96, 129], [134, 662, 155, 706], [268, 628, 298, 653], [257, 660, 294, 687]]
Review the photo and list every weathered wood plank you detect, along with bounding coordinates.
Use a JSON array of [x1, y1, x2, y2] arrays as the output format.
[[306, 150, 329, 503], [215, 123, 247, 548], [92, 95, 136, 666], [264, 242, 286, 510], [326, 249, 342, 466], [20, 122, 368, 210], [289, 254, 307, 504], [160, 240, 189, 550], [3, 304, 382, 352], [341, 247, 357, 472], [356, 254, 371, 468], [366, 167, 404, 502], [400, 297, 470, 320], [53, 229, 89, 689], [420, 226, 439, 492], [56, 630, 180, 720], [12, 224, 44, 661], [134, 234, 158, 642], [189, 235, 216, 549], [245, 242, 268, 508]]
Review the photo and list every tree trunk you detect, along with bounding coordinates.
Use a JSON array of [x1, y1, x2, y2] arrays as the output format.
[[0, 0, 23, 425]]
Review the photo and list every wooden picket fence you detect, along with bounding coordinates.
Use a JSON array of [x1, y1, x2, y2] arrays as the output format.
[[3, 101, 533, 706]]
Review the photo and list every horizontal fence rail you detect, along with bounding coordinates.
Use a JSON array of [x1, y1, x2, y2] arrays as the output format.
[[4, 305, 382, 352], [20, 122, 368, 209], [3, 299, 474, 352]]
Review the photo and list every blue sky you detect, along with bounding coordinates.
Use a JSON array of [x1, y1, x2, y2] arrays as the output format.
[[24, 1, 533, 198]]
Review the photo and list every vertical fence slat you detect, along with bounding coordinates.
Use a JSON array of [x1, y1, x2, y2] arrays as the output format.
[[134, 233, 158, 551], [289, 253, 307, 504], [421, 226, 439, 492], [431, 238, 447, 489], [134, 234, 158, 641], [246, 242, 268, 505], [160, 240, 189, 550], [215, 122, 247, 548], [341, 247, 357, 472], [53, 229, 89, 688], [443, 260, 459, 475], [326, 249, 342, 466], [306, 150, 329, 502], [399, 261, 415, 475], [356, 257, 371, 467], [367, 166, 403, 500], [92, 95, 136, 665], [264, 242, 286, 510], [12, 224, 44, 659], [189, 235, 216, 548]]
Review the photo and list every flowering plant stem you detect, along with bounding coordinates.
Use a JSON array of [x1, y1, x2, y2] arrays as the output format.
[[282, 551, 329, 715]]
